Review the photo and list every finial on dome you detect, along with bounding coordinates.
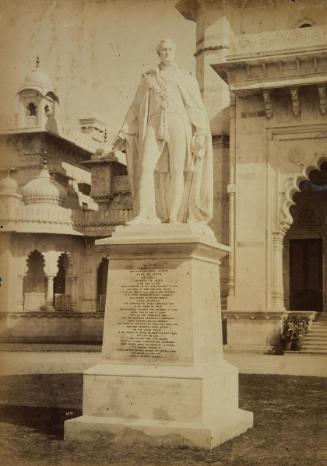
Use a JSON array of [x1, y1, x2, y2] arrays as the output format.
[[36, 56, 40, 69], [7, 166, 16, 175], [40, 150, 48, 169]]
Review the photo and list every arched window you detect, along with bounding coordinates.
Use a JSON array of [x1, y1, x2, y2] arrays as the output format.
[[26, 102, 37, 116], [23, 250, 47, 311], [97, 258, 109, 312], [54, 253, 70, 310]]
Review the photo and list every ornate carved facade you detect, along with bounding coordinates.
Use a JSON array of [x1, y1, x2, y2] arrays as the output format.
[[0, 62, 132, 342], [177, 0, 327, 351], [1, 1, 327, 352]]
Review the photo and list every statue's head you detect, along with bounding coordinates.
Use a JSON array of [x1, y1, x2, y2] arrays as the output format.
[[157, 38, 176, 66]]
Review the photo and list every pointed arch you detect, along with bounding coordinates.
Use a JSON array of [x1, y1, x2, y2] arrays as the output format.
[[23, 250, 47, 311], [54, 253, 71, 310], [279, 154, 327, 233]]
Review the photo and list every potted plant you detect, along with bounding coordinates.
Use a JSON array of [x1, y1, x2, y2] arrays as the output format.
[[281, 315, 309, 351]]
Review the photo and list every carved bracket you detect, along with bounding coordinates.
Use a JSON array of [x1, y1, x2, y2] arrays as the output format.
[[318, 85, 327, 116], [290, 88, 300, 117], [262, 90, 273, 119]]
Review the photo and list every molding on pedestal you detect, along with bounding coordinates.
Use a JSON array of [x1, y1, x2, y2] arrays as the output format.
[[222, 311, 284, 320], [4, 311, 104, 320]]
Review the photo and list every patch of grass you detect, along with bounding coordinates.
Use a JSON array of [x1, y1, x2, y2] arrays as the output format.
[[0, 374, 326, 466]]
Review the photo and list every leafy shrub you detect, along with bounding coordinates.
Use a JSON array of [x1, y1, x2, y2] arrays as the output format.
[[281, 315, 309, 350]]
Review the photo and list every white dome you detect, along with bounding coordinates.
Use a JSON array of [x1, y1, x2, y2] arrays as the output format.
[[18, 66, 59, 102], [22, 167, 66, 206], [0, 174, 19, 196]]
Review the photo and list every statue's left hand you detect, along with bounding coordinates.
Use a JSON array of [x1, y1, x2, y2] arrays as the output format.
[[192, 133, 206, 158], [112, 134, 126, 152]]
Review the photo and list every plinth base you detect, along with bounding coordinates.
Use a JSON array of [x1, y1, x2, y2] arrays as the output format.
[[65, 411, 253, 450], [65, 225, 253, 450], [65, 360, 253, 450]]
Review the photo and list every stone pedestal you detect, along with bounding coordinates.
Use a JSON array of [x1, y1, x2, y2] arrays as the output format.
[[65, 224, 253, 449]]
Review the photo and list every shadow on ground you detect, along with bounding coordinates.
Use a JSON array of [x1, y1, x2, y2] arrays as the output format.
[[0, 374, 326, 466]]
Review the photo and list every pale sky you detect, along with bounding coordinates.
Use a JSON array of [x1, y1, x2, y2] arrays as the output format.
[[0, 0, 196, 143]]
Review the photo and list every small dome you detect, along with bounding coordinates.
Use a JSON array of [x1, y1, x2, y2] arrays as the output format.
[[22, 167, 66, 206], [0, 174, 19, 196], [18, 61, 59, 102]]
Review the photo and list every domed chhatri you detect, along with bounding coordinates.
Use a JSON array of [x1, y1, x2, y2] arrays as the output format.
[[0, 173, 19, 196], [16, 57, 59, 130], [22, 163, 66, 206], [18, 57, 59, 103]]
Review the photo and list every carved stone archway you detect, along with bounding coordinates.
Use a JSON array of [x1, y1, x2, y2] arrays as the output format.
[[273, 153, 327, 312], [23, 250, 47, 311], [279, 153, 327, 233]]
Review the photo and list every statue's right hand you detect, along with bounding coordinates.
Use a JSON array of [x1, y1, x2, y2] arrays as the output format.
[[112, 135, 126, 152]]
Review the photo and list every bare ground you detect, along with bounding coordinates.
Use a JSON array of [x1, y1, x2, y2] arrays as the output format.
[[0, 374, 326, 466]]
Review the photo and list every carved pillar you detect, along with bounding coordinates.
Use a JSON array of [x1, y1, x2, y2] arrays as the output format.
[[323, 229, 327, 312], [69, 275, 79, 311], [81, 265, 97, 312], [271, 230, 286, 311], [16, 274, 25, 312], [44, 250, 60, 310], [227, 94, 236, 300], [16, 255, 28, 312], [46, 275, 55, 310], [318, 85, 327, 116]]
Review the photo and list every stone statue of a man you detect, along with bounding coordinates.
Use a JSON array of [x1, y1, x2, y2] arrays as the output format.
[[113, 38, 213, 225]]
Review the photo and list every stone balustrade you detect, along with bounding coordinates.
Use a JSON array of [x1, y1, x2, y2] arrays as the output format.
[[0, 202, 133, 234], [81, 208, 133, 226]]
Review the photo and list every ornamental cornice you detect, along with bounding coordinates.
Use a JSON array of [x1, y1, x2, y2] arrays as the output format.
[[222, 311, 284, 320], [176, 0, 280, 21], [212, 56, 327, 96]]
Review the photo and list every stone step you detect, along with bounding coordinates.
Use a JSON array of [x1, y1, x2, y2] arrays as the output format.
[[302, 336, 326, 340], [299, 349, 327, 354], [303, 336, 327, 341], [304, 338, 327, 343], [301, 343, 327, 350], [305, 334, 327, 339]]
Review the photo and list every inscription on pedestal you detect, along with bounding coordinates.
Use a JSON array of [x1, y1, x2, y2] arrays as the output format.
[[116, 262, 178, 360]]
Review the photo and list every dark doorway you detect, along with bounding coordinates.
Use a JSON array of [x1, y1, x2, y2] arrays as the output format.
[[54, 253, 70, 310], [97, 258, 109, 312], [289, 239, 323, 311]]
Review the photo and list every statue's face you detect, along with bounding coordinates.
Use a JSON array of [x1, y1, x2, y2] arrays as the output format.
[[158, 42, 176, 66]]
